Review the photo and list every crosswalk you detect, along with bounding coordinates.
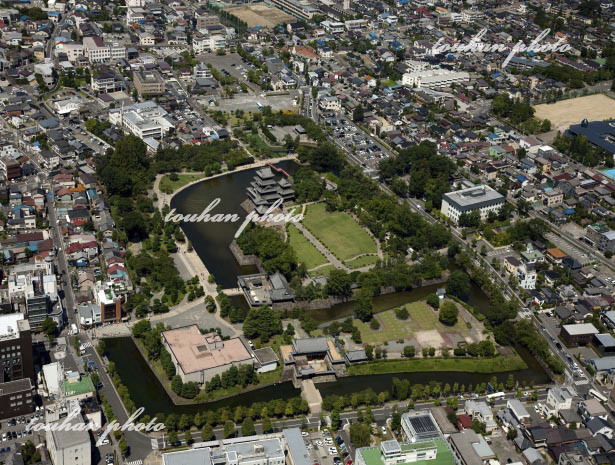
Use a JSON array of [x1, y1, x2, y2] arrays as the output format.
[[126, 460, 143, 465], [151, 439, 159, 450], [81, 341, 93, 349]]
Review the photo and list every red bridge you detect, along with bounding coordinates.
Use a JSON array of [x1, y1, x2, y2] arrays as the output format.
[[267, 163, 290, 177]]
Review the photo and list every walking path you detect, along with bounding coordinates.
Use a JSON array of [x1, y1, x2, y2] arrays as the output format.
[[293, 221, 347, 270]]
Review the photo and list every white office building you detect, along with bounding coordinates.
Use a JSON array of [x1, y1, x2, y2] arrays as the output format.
[[109, 101, 174, 140], [162, 430, 307, 465], [441, 185, 505, 224], [402, 69, 470, 89]]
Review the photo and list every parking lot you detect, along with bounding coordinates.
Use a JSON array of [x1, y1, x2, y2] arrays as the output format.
[[305, 429, 351, 465], [320, 112, 390, 170], [544, 232, 592, 265]]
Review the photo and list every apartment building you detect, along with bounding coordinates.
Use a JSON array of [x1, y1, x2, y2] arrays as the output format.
[[94, 281, 123, 323], [194, 63, 212, 79], [586, 223, 615, 253], [90, 65, 124, 93], [542, 387, 577, 417], [402, 69, 470, 89], [133, 69, 165, 96]]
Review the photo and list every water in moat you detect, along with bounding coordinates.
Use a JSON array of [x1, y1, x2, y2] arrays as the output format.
[[107, 164, 550, 415], [170, 160, 299, 289]]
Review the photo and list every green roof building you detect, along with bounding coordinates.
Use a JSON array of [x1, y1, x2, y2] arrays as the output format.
[[64, 375, 95, 398], [355, 439, 455, 465]]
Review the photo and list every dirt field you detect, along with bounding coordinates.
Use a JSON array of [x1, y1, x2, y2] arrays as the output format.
[[534, 94, 615, 132], [226, 4, 294, 28]]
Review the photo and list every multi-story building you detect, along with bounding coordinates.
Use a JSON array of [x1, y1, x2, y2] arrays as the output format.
[[46, 417, 91, 465], [401, 410, 441, 443], [560, 323, 599, 347], [0, 313, 33, 383], [516, 263, 537, 290], [82, 36, 110, 62], [94, 281, 123, 323], [464, 401, 497, 431], [208, 35, 227, 51], [267, 0, 316, 19], [402, 69, 470, 89], [586, 223, 615, 254], [318, 96, 341, 111], [195, 10, 220, 29], [441, 185, 505, 224], [108, 43, 126, 60], [162, 430, 293, 465], [133, 69, 166, 96], [108, 101, 174, 140], [90, 65, 124, 93], [162, 325, 253, 384], [542, 386, 577, 417], [0, 378, 34, 419], [55, 42, 84, 63], [194, 63, 212, 79], [355, 439, 454, 465]]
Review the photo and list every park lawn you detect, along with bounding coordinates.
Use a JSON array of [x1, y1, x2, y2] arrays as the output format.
[[345, 254, 379, 269], [405, 301, 465, 332], [355, 312, 418, 345], [160, 173, 206, 194], [308, 264, 338, 277], [302, 203, 377, 261], [355, 302, 465, 345], [288, 224, 329, 270], [347, 354, 528, 375]]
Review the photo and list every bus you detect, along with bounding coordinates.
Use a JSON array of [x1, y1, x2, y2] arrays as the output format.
[[485, 392, 506, 403], [589, 389, 608, 403]]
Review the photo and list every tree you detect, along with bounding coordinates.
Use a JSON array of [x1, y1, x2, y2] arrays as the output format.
[[96, 340, 107, 356], [201, 424, 215, 441], [242, 417, 255, 436], [356, 287, 374, 322], [22, 440, 41, 465], [41, 317, 58, 339], [446, 271, 471, 301], [242, 306, 283, 342], [439, 302, 459, 326], [426, 294, 440, 308], [326, 269, 352, 298], [119, 436, 128, 456], [353, 105, 364, 122], [403, 345, 416, 358], [349, 422, 371, 447], [171, 375, 183, 395], [395, 307, 409, 320], [330, 410, 340, 429], [168, 431, 179, 446], [262, 416, 273, 433], [224, 420, 236, 438], [185, 430, 193, 445]]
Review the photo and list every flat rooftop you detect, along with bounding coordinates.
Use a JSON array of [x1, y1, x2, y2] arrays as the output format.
[[443, 185, 504, 212], [358, 439, 454, 465], [0, 313, 25, 340], [162, 325, 252, 374]]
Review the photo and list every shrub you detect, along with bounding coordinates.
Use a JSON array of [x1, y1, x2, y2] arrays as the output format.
[[426, 294, 440, 309], [370, 318, 381, 330], [454, 348, 466, 356], [395, 307, 409, 320]]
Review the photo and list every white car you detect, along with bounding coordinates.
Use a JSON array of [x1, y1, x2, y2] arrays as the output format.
[[329, 448, 337, 455]]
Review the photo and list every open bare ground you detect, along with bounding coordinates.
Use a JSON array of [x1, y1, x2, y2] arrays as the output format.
[[226, 4, 294, 28], [534, 94, 615, 132]]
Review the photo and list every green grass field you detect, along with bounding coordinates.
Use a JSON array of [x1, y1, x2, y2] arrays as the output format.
[[302, 203, 377, 261], [347, 354, 528, 375], [287, 224, 329, 270], [160, 173, 206, 194], [355, 301, 465, 345], [345, 254, 379, 269], [308, 264, 337, 277]]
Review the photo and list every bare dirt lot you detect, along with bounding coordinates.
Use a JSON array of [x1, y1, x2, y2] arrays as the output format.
[[225, 4, 294, 28], [534, 94, 615, 132]]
